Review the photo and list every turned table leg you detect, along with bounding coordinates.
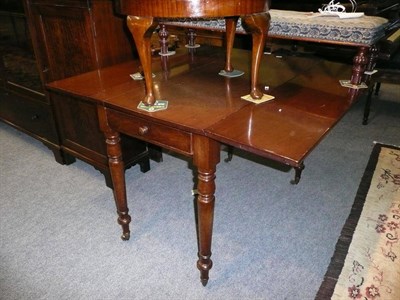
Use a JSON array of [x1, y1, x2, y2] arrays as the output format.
[[242, 12, 270, 99], [104, 130, 131, 240], [98, 105, 131, 239], [126, 16, 159, 106], [193, 135, 220, 286]]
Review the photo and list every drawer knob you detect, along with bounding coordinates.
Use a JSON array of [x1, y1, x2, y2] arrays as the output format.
[[31, 114, 39, 120], [138, 125, 149, 136]]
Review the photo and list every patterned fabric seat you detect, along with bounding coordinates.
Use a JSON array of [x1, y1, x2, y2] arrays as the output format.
[[162, 9, 389, 46]]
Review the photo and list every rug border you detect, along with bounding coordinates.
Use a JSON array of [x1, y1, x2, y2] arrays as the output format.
[[315, 142, 400, 299]]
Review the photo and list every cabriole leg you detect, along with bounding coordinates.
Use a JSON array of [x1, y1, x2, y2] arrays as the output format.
[[242, 12, 270, 99], [126, 16, 159, 106]]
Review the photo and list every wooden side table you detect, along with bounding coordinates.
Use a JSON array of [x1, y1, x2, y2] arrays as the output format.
[[115, 0, 270, 105]]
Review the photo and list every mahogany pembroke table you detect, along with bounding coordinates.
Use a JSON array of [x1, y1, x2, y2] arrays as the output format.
[[47, 45, 362, 285]]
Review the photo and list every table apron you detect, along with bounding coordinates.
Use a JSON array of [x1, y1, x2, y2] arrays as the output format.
[[106, 108, 193, 156]]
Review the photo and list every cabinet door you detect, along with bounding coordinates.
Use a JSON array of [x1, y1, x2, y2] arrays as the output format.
[[24, 0, 135, 84], [50, 92, 149, 171], [25, 1, 98, 83]]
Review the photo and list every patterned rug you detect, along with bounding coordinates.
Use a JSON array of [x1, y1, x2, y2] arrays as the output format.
[[316, 143, 400, 299]]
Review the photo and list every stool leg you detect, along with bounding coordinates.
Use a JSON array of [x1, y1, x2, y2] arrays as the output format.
[[351, 46, 368, 85], [364, 45, 379, 83], [186, 29, 197, 47], [363, 83, 375, 125], [158, 24, 169, 55]]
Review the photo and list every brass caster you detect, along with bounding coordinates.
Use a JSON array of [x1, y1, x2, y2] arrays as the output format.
[[121, 232, 130, 241]]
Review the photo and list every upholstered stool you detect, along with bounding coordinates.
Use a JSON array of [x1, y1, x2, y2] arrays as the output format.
[[162, 9, 389, 85]]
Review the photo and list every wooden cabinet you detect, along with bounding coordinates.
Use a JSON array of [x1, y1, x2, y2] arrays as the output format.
[[1, 0, 152, 188], [0, 1, 64, 161]]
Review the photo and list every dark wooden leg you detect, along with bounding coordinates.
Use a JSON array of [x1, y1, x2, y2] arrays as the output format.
[[148, 144, 163, 162], [49, 148, 76, 165], [350, 46, 369, 85], [96, 168, 114, 189], [193, 135, 220, 286], [126, 16, 159, 106], [290, 162, 305, 185], [186, 28, 197, 47], [366, 45, 378, 73], [224, 145, 234, 162], [241, 12, 270, 99], [98, 105, 131, 239], [224, 17, 239, 73], [363, 82, 375, 125], [158, 24, 169, 55], [139, 157, 151, 173], [105, 130, 131, 240]]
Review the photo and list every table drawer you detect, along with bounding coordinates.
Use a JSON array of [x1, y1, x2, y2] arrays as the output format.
[[0, 90, 59, 143], [107, 109, 192, 155]]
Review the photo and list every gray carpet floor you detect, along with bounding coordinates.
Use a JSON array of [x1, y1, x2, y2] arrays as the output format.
[[1, 83, 399, 299]]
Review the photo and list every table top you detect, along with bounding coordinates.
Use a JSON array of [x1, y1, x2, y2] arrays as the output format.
[[115, 0, 269, 18], [47, 46, 359, 165]]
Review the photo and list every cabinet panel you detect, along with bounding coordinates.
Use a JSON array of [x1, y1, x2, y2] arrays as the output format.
[[0, 6, 44, 96], [90, 1, 136, 67], [25, 0, 135, 83], [51, 93, 106, 156], [29, 5, 97, 82]]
